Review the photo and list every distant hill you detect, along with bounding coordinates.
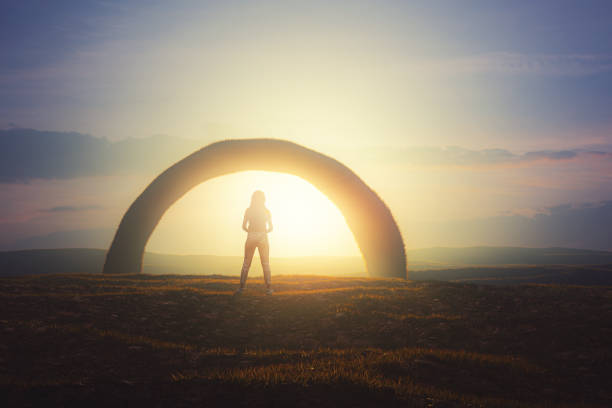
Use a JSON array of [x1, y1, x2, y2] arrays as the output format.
[[1, 246, 612, 285], [0, 249, 364, 277], [409, 265, 612, 286], [406, 246, 612, 268], [3, 229, 113, 251], [143, 252, 364, 277], [0, 248, 107, 276]]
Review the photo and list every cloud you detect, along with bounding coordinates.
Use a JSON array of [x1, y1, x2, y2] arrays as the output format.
[[0, 128, 201, 182], [426, 53, 612, 77], [411, 201, 612, 251], [39, 205, 103, 213], [2, 129, 612, 183], [361, 146, 612, 168]]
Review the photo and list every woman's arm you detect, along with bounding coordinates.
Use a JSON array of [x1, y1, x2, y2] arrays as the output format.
[[242, 210, 249, 232], [266, 211, 273, 233]]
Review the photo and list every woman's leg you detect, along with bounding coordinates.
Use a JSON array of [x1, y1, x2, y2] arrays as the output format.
[[240, 238, 256, 288], [258, 238, 271, 288]]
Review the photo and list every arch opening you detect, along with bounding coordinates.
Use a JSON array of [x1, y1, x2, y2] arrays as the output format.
[[146, 171, 362, 258], [103, 139, 407, 278]]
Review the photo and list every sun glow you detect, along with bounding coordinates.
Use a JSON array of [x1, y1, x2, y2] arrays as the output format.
[[146, 171, 360, 257]]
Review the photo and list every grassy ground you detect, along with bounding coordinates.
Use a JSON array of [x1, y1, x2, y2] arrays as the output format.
[[1, 274, 611, 407]]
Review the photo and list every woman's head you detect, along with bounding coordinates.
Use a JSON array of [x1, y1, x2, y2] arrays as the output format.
[[250, 190, 266, 208]]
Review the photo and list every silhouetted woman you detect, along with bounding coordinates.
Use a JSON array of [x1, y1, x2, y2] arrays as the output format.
[[236, 190, 273, 294]]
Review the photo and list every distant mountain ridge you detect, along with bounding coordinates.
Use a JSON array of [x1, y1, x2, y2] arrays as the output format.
[[0, 248, 365, 277], [3, 229, 113, 251], [406, 246, 612, 268]]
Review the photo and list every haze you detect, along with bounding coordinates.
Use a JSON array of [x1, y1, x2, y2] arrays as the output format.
[[1, 0, 612, 256]]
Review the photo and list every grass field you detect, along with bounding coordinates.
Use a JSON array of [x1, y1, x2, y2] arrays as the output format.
[[1, 274, 611, 407]]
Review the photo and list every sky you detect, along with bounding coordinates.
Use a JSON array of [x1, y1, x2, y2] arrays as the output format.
[[1, 0, 612, 256]]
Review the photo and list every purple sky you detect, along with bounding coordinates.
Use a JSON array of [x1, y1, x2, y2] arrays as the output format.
[[1, 1, 612, 253]]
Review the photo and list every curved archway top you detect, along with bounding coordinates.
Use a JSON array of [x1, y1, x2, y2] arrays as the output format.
[[103, 139, 407, 279]]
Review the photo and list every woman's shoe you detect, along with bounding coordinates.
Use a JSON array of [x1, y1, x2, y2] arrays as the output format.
[[266, 288, 274, 295]]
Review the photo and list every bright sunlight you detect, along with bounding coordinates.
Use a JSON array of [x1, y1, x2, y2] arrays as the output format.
[[146, 171, 360, 257]]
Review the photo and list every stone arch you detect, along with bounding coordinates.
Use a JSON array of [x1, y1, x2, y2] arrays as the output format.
[[103, 139, 407, 278]]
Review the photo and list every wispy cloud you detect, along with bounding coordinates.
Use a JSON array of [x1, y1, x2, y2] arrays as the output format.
[[39, 205, 102, 213], [361, 146, 612, 168], [2, 129, 612, 183], [424, 53, 612, 77], [0, 129, 200, 183], [411, 201, 612, 251]]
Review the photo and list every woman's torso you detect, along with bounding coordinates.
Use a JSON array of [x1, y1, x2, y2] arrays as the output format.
[[246, 207, 269, 233]]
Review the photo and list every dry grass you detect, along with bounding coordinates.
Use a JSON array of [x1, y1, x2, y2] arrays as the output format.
[[1, 273, 610, 407]]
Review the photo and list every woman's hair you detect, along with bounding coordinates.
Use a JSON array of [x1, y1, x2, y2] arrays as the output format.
[[249, 190, 266, 208]]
